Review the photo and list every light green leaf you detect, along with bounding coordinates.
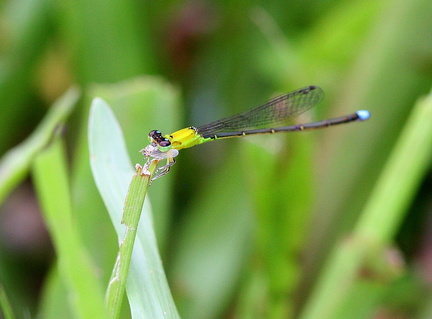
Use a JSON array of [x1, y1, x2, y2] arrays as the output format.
[[88, 98, 179, 318], [0, 87, 80, 204]]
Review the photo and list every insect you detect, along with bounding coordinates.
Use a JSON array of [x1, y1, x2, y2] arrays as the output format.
[[142, 85, 370, 180]]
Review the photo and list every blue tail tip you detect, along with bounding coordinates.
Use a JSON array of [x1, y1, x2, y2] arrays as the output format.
[[356, 110, 371, 121]]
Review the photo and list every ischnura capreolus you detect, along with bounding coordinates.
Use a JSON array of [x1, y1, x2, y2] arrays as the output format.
[[141, 85, 370, 180]]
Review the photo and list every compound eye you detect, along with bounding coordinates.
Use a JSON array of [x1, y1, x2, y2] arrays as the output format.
[[148, 130, 162, 143], [149, 130, 160, 138], [157, 139, 172, 152], [159, 140, 171, 147]]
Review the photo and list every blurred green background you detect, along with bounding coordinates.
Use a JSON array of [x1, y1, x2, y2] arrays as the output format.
[[1, 0, 432, 318]]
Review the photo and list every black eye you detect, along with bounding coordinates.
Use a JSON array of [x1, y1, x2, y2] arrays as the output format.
[[149, 130, 161, 138]]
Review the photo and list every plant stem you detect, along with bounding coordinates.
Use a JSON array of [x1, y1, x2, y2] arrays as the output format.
[[105, 160, 159, 319]]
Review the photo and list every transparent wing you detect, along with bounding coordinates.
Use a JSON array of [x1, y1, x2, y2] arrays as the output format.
[[196, 85, 324, 137]]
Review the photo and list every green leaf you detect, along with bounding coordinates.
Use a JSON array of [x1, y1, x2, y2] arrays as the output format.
[[0, 285, 16, 319], [32, 138, 107, 319], [88, 98, 180, 318], [0, 87, 80, 204]]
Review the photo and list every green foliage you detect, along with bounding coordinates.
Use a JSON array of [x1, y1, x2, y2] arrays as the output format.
[[1, 0, 432, 318]]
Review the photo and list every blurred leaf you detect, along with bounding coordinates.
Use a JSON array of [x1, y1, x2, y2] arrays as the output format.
[[0, 285, 16, 319], [169, 146, 253, 319], [38, 266, 74, 319], [54, 0, 156, 83], [300, 88, 432, 319], [239, 134, 314, 318], [32, 138, 107, 319], [0, 87, 80, 205], [302, 0, 432, 297], [0, 0, 52, 154]]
